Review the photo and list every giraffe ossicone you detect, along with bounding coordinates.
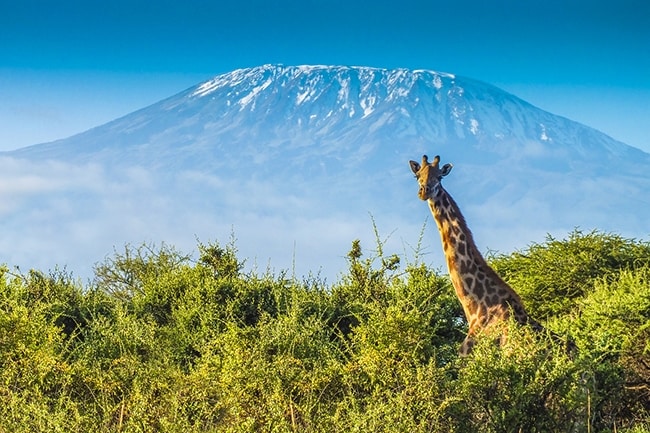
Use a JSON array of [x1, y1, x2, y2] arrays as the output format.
[[409, 154, 544, 356]]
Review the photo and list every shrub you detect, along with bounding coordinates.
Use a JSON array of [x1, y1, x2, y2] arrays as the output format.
[[0, 230, 649, 432], [490, 229, 650, 319]]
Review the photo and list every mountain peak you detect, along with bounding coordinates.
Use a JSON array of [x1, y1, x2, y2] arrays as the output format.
[[2, 64, 649, 280], [177, 64, 642, 165], [7, 64, 647, 169], [191, 64, 457, 101]]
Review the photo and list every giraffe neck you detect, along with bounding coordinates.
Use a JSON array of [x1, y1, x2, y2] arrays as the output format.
[[427, 185, 528, 325], [428, 185, 486, 294]]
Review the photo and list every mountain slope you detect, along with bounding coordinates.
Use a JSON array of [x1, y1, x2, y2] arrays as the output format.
[[2, 65, 649, 280], [13, 65, 647, 165]]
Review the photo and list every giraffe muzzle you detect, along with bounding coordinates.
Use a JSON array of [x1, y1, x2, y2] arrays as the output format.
[[418, 186, 430, 200]]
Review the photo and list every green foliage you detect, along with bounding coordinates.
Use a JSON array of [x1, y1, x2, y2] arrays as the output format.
[[451, 321, 590, 433], [490, 229, 650, 319], [569, 266, 650, 424], [0, 231, 649, 432]]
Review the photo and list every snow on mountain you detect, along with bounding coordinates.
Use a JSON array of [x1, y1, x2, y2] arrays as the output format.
[[2, 64, 649, 280]]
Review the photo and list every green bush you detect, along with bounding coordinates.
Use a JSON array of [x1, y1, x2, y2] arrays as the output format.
[[490, 229, 650, 319], [0, 231, 649, 432]]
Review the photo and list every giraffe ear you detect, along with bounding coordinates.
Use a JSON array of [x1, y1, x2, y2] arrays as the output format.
[[409, 160, 420, 174], [441, 163, 453, 177]]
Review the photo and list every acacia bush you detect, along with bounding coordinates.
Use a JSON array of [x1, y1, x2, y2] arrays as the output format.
[[0, 230, 648, 432], [489, 229, 650, 319]]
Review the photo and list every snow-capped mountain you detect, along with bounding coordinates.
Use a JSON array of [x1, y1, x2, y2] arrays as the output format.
[[14, 65, 647, 166], [2, 65, 650, 280]]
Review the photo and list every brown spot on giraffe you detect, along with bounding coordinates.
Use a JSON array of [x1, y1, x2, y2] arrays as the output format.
[[409, 154, 548, 356]]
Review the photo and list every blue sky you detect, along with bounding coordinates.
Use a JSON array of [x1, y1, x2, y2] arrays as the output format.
[[1, 0, 649, 152]]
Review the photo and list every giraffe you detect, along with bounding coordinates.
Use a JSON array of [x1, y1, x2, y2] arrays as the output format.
[[409, 154, 544, 356]]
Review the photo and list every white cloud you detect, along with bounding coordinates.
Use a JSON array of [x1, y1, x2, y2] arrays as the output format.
[[0, 158, 383, 281]]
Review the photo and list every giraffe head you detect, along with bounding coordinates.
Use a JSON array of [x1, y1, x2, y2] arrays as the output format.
[[409, 154, 453, 200]]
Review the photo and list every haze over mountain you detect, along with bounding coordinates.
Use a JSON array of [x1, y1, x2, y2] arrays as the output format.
[[2, 65, 649, 280]]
